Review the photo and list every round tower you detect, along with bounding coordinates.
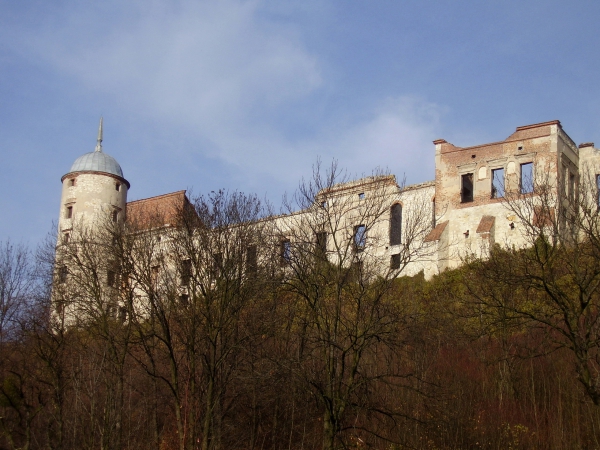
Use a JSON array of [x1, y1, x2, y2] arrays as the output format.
[[57, 118, 130, 242]]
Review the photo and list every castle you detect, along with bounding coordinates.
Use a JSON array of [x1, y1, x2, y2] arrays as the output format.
[[56, 119, 600, 285]]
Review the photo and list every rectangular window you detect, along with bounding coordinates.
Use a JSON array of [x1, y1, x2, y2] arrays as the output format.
[[69, 178, 76, 187], [390, 253, 401, 270], [280, 239, 291, 265], [58, 266, 68, 284], [179, 294, 189, 306], [491, 168, 505, 198], [432, 199, 436, 228], [180, 259, 192, 285], [461, 173, 474, 203], [358, 192, 365, 200], [63, 232, 70, 244], [107, 270, 116, 287], [112, 210, 119, 222], [520, 162, 534, 194], [354, 225, 366, 251], [246, 245, 257, 275], [66, 205, 73, 219], [316, 232, 327, 256], [116, 183, 121, 191], [390, 204, 402, 245], [569, 172, 575, 202], [213, 253, 223, 277]]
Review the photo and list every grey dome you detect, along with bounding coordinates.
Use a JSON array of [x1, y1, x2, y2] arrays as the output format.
[[68, 151, 124, 178]]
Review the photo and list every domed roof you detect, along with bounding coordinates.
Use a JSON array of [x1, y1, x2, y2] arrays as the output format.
[[69, 151, 124, 178], [64, 118, 125, 179]]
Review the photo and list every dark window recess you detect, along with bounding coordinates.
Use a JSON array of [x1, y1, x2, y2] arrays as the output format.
[[354, 225, 366, 251], [491, 168, 505, 198], [66, 206, 73, 219], [179, 294, 189, 306], [119, 307, 127, 323], [461, 173, 474, 203], [246, 245, 257, 275], [63, 232, 70, 244], [596, 175, 600, 208], [390, 204, 402, 245], [107, 270, 116, 287], [358, 192, 365, 200], [112, 210, 119, 222], [432, 199, 436, 228], [58, 266, 68, 284], [390, 253, 401, 270], [180, 259, 192, 285], [69, 178, 76, 187], [520, 162, 534, 194], [569, 172, 575, 202], [116, 183, 121, 191], [213, 253, 223, 277], [316, 231, 327, 256], [280, 240, 292, 265]]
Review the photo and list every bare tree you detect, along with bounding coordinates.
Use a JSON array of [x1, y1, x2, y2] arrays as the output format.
[[461, 163, 600, 406], [276, 161, 434, 449]]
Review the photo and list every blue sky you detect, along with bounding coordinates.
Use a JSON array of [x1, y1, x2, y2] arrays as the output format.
[[1, 0, 599, 244]]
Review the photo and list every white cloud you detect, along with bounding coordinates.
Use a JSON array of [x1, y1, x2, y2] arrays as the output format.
[[4, 1, 443, 194]]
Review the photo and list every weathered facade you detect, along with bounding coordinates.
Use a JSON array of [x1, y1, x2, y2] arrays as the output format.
[[54, 119, 600, 287]]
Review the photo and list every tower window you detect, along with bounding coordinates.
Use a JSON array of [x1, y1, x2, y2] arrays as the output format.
[[66, 205, 73, 219], [58, 266, 68, 284], [461, 173, 474, 203], [69, 178, 76, 187], [116, 183, 121, 191], [358, 192, 365, 200], [180, 259, 192, 285], [112, 210, 118, 222], [390, 254, 401, 270]]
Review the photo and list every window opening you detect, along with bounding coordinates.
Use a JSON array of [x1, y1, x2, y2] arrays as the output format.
[[520, 162, 534, 194], [316, 231, 327, 257], [180, 259, 192, 285], [491, 168, 505, 198], [358, 192, 365, 200], [354, 225, 366, 251], [179, 294, 189, 306], [69, 178, 76, 187], [569, 172, 575, 202], [66, 206, 73, 219], [432, 199, 436, 228], [213, 253, 223, 277], [246, 245, 257, 275], [461, 173, 474, 203], [112, 210, 119, 222], [63, 232, 70, 244], [390, 254, 401, 270], [107, 270, 116, 287], [116, 183, 121, 191], [280, 240, 291, 265], [58, 266, 68, 284], [390, 204, 402, 245]]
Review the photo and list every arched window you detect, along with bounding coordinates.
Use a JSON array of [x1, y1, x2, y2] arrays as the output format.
[[390, 203, 402, 246]]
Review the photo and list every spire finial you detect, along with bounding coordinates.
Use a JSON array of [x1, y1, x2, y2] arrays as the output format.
[[94, 117, 103, 152]]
